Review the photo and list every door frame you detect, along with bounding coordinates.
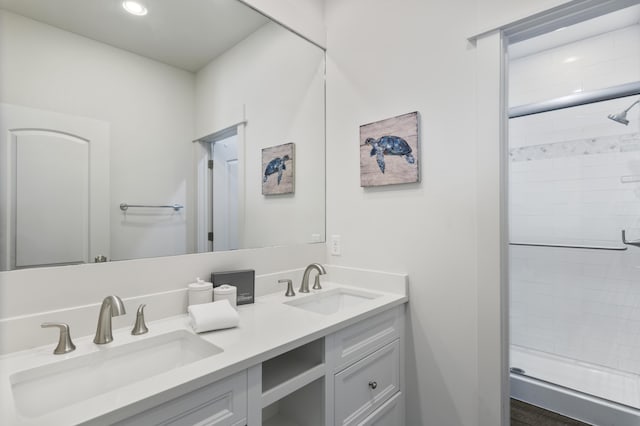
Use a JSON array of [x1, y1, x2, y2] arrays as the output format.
[[210, 133, 239, 251], [194, 121, 246, 253], [471, 0, 637, 424]]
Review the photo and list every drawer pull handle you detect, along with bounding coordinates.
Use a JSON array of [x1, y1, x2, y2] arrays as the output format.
[[368, 381, 378, 390]]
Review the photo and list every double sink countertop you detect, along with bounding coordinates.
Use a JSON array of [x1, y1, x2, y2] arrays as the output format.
[[0, 277, 408, 426]]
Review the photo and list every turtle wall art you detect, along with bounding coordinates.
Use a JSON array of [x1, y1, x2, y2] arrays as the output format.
[[360, 111, 420, 187], [262, 142, 295, 195]]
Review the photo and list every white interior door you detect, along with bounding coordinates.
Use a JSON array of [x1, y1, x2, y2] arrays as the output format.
[[15, 131, 89, 267], [0, 103, 110, 270], [212, 135, 239, 251]]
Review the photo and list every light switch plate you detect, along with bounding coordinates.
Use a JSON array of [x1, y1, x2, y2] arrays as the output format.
[[330, 235, 341, 256]]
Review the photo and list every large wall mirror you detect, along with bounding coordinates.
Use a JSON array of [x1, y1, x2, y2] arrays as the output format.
[[0, 0, 326, 271]]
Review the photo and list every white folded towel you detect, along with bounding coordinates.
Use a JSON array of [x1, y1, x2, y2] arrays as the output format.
[[188, 299, 239, 333]]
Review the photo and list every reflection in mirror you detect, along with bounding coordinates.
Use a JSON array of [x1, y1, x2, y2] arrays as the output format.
[[0, 0, 325, 271], [199, 127, 241, 252]]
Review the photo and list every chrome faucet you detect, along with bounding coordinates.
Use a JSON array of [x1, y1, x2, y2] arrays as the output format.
[[299, 263, 326, 293], [94, 295, 126, 344]]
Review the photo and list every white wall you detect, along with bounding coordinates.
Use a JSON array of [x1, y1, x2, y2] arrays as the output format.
[[323, 0, 585, 425], [196, 21, 325, 249], [0, 10, 196, 261], [324, 1, 479, 424], [508, 24, 640, 374]]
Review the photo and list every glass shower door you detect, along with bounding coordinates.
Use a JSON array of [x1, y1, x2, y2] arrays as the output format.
[[508, 95, 640, 409]]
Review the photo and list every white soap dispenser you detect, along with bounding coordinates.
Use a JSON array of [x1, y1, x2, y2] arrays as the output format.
[[188, 277, 213, 306]]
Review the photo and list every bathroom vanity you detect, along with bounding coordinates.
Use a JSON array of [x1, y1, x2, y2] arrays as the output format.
[[0, 274, 407, 426]]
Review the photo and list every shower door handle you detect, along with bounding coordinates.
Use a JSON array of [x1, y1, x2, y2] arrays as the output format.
[[622, 230, 640, 248]]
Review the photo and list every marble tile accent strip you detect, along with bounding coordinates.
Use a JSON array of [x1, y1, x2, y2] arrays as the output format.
[[510, 133, 640, 162]]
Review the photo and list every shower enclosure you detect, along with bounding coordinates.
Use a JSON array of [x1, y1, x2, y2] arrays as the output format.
[[507, 6, 640, 425]]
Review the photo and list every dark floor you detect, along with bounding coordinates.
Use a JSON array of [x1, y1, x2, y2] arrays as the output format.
[[511, 399, 592, 426]]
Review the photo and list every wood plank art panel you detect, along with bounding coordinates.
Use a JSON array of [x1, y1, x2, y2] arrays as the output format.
[[360, 111, 420, 187], [262, 142, 294, 195]]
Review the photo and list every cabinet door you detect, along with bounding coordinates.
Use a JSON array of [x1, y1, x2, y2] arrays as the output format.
[[358, 392, 403, 426], [114, 371, 247, 426], [334, 340, 400, 426]]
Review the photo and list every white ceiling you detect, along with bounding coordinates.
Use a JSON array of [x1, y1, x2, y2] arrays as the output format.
[[509, 4, 640, 59], [0, 0, 270, 72]]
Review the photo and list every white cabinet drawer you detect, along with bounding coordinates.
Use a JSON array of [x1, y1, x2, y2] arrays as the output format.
[[358, 392, 403, 426], [114, 370, 247, 426], [334, 340, 400, 426], [331, 306, 402, 372]]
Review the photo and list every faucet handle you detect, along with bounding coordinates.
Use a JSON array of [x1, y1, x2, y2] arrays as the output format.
[[131, 304, 149, 335], [279, 279, 295, 297], [41, 322, 76, 355]]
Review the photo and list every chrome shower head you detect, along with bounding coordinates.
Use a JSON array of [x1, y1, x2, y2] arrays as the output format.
[[608, 111, 630, 125], [608, 99, 639, 126]]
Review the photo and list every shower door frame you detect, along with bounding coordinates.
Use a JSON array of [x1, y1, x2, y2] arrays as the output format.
[[471, 1, 640, 425]]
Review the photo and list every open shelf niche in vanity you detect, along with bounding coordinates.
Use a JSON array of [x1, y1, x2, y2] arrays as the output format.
[[259, 338, 325, 426], [262, 378, 324, 426]]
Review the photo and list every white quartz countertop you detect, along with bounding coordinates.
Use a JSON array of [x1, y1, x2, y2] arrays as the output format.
[[0, 280, 407, 425]]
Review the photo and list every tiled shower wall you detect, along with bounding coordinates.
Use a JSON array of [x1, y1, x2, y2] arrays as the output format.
[[509, 21, 640, 374], [509, 141, 640, 373], [509, 24, 640, 108]]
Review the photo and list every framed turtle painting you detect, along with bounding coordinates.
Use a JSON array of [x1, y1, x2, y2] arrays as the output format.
[[360, 111, 420, 187], [262, 142, 295, 195]]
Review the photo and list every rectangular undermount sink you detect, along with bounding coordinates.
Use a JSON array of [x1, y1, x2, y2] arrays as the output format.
[[10, 330, 222, 418], [284, 288, 380, 315]]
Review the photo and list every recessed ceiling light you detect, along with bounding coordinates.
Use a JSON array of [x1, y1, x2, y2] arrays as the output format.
[[122, 1, 148, 16]]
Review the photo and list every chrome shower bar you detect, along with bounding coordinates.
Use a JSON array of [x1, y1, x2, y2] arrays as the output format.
[[119, 203, 184, 211], [509, 242, 627, 251], [509, 81, 640, 118]]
